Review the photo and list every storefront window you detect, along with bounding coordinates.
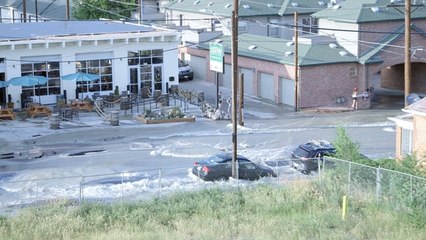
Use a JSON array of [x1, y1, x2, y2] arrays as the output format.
[[21, 61, 61, 97], [75, 58, 113, 93]]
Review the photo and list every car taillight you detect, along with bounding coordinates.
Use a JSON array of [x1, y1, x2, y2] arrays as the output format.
[[194, 161, 199, 166], [202, 166, 210, 173]]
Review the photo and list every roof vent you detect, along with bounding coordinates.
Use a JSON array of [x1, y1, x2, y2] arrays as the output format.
[[371, 6, 380, 12], [178, 0, 184, 2], [267, 3, 274, 8], [285, 51, 294, 56], [243, 4, 250, 9], [339, 51, 348, 56], [291, 2, 299, 7], [286, 41, 294, 46], [329, 43, 337, 48], [207, 1, 213, 6], [248, 45, 257, 50], [332, 4, 341, 10], [318, 1, 325, 6], [224, 3, 232, 8], [193, 0, 200, 5]]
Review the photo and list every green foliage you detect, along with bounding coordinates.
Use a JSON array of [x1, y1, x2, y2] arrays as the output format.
[[1, 185, 426, 239], [114, 85, 119, 96], [168, 107, 184, 118], [333, 126, 367, 161], [72, 0, 135, 20]]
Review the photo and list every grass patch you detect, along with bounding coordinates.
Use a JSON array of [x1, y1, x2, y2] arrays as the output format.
[[1, 183, 425, 240]]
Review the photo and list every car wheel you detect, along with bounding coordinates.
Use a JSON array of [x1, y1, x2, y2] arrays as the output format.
[[215, 176, 228, 182]]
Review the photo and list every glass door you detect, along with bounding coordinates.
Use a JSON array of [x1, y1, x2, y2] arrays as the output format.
[[140, 65, 152, 98], [153, 65, 162, 92], [129, 67, 138, 94]]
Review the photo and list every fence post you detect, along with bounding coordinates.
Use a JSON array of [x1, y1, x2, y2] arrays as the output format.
[[347, 162, 352, 196], [317, 158, 322, 187], [410, 175, 413, 203], [376, 167, 381, 204], [121, 173, 124, 203], [158, 169, 162, 199], [79, 176, 84, 205], [35, 179, 39, 204]]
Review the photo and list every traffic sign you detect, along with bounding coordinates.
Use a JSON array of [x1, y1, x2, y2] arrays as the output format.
[[210, 42, 224, 73]]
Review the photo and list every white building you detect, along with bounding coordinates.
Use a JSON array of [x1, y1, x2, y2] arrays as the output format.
[[0, 20, 181, 108]]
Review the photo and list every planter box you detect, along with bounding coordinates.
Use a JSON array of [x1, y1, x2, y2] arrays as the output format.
[[136, 116, 195, 124]]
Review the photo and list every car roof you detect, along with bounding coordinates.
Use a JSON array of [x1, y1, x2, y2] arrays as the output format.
[[299, 140, 335, 152], [216, 152, 249, 160]]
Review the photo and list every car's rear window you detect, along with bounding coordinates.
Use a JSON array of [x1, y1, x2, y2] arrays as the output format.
[[203, 154, 228, 164], [293, 147, 311, 158]]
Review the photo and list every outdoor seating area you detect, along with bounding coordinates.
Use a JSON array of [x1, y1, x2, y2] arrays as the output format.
[[70, 100, 93, 112], [0, 108, 16, 120], [26, 103, 51, 118]]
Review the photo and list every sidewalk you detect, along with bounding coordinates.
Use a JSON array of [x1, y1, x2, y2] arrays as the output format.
[[178, 78, 404, 121]]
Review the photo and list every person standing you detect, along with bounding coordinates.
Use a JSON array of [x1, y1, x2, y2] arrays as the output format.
[[351, 88, 358, 110]]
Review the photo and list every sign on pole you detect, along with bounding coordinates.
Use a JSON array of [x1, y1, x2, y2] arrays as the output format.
[[210, 42, 224, 73]]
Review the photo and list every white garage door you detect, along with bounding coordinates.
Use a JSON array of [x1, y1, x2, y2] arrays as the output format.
[[188, 56, 206, 80], [280, 77, 294, 106], [239, 67, 254, 96], [258, 72, 274, 101]]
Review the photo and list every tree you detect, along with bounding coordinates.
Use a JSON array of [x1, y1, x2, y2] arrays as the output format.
[[73, 0, 136, 20]]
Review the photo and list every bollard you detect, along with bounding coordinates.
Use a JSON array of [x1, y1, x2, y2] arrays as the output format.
[[49, 113, 60, 129], [110, 111, 119, 126]]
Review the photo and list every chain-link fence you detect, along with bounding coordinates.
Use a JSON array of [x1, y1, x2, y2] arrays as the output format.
[[316, 157, 426, 209], [1, 158, 425, 214]]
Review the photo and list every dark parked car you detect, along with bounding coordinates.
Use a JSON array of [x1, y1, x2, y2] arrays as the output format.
[[192, 153, 277, 181], [290, 140, 336, 174], [178, 60, 194, 81]]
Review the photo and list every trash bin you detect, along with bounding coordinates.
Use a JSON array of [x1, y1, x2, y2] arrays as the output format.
[[120, 97, 130, 110], [49, 113, 60, 129], [110, 111, 119, 126]]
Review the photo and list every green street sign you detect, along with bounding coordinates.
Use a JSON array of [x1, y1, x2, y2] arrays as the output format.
[[210, 42, 224, 73]]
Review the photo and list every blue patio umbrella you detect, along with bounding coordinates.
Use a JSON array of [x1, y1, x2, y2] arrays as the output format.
[[8, 75, 49, 104], [8, 75, 48, 86], [0, 81, 8, 88], [61, 72, 100, 99]]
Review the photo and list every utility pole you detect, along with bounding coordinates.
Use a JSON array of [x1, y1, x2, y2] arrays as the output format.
[[388, 0, 425, 106], [404, 0, 411, 107], [231, 0, 239, 179], [294, 12, 299, 112]]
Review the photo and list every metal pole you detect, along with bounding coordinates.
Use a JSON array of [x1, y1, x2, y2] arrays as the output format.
[[404, 0, 411, 107], [216, 71, 220, 109], [23, 0, 27, 22], [294, 12, 299, 112], [239, 73, 244, 126], [66, 0, 70, 20], [231, 1, 239, 178]]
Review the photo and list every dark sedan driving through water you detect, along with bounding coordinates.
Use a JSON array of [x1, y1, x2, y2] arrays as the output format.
[[192, 153, 277, 181]]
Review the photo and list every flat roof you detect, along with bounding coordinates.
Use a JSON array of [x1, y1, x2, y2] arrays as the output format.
[[0, 21, 154, 41]]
